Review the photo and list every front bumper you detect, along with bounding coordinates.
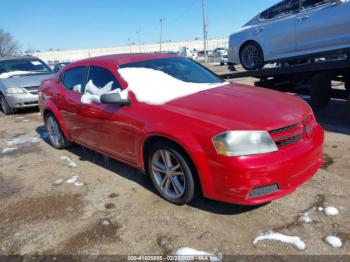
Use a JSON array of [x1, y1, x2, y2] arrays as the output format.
[[204, 124, 324, 205], [5, 93, 39, 108]]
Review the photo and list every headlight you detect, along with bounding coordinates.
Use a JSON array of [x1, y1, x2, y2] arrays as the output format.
[[5, 87, 26, 94], [212, 131, 278, 157]]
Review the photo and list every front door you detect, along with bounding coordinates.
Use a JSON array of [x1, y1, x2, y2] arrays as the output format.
[[75, 65, 138, 164], [296, 0, 350, 51], [257, 0, 299, 55]]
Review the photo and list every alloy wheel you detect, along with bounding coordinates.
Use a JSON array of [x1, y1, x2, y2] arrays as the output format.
[[151, 149, 186, 199], [241, 44, 260, 70], [46, 115, 64, 147]]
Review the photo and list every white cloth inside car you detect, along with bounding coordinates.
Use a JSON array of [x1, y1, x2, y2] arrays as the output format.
[[80, 80, 119, 105]]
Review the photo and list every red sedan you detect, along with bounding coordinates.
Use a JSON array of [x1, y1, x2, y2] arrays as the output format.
[[39, 54, 324, 205]]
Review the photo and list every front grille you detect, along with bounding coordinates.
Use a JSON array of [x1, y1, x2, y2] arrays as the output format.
[[24, 101, 38, 105], [268, 118, 313, 148], [24, 86, 39, 95], [270, 123, 298, 135], [249, 184, 279, 198], [276, 135, 301, 147]]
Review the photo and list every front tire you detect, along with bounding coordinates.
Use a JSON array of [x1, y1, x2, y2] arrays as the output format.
[[147, 141, 200, 205], [45, 113, 72, 149], [239, 42, 264, 71], [0, 95, 14, 115]]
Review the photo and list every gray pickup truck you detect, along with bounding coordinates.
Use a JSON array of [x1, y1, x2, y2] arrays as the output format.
[[0, 56, 53, 115]]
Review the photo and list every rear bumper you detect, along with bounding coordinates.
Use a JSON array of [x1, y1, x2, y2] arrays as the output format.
[[5, 93, 39, 108], [202, 124, 324, 205]]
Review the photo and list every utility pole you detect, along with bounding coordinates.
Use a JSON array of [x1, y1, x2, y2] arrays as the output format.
[[128, 38, 132, 53], [160, 18, 165, 53], [136, 30, 142, 53], [202, 0, 208, 63]]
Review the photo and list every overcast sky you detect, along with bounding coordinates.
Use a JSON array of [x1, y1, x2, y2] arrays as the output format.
[[1, 0, 278, 51]]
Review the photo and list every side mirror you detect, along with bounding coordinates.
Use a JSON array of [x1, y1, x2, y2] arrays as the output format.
[[100, 92, 130, 106]]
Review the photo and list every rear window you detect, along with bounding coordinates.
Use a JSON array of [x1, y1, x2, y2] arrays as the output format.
[[300, 0, 331, 10], [260, 0, 300, 20], [62, 67, 87, 91]]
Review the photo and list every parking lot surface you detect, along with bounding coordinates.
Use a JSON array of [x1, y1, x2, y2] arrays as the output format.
[[0, 71, 350, 256]]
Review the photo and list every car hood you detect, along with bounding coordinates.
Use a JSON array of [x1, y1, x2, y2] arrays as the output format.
[[0, 73, 53, 88], [166, 83, 311, 131]]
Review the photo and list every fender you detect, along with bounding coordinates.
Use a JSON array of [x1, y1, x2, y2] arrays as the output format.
[[43, 99, 72, 141], [139, 128, 216, 198]]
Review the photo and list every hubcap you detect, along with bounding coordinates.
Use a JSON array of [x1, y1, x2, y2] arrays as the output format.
[[151, 149, 186, 199], [241, 45, 260, 69], [47, 116, 64, 147]]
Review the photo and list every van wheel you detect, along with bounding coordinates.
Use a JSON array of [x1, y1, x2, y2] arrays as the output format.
[[45, 113, 72, 149], [0, 95, 14, 115], [240, 42, 264, 71], [147, 141, 200, 205]]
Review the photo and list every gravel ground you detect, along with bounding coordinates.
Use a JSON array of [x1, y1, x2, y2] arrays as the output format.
[[0, 67, 350, 257]]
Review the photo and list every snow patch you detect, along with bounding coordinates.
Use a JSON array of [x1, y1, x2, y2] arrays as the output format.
[[60, 155, 78, 168], [65, 176, 79, 184], [175, 247, 221, 262], [0, 71, 37, 78], [324, 207, 339, 216], [297, 212, 312, 223], [7, 136, 40, 146], [80, 80, 113, 104], [118, 67, 228, 105], [73, 84, 82, 93], [253, 231, 306, 251], [324, 236, 343, 248], [1, 147, 18, 154], [81, 92, 101, 104], [85, 80, 113, 96], [53, 178, 65, 185]]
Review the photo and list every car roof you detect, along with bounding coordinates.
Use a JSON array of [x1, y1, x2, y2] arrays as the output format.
[[78, 53, 179, 66], [0, 56, 38, 61]]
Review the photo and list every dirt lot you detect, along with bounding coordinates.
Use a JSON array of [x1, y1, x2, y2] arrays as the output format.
[[0, 68, 350, 257]]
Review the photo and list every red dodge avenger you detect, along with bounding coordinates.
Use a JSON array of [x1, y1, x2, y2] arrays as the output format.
[[39, 54, 324, 205]]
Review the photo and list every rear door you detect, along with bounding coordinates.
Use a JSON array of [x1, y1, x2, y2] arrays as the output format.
[[59, 66, 88, 138], [257, 0, 300, 55], [296, 0, 350, 51]]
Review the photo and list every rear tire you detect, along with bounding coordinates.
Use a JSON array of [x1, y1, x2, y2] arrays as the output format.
[[147, 141, 200, 205], [0, 95, 14, 115], [310, 73, 331, 113], [45, 113, 72, 149], [239, 42, 264, 71]]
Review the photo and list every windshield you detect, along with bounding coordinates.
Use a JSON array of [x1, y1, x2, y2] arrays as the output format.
[[0, 58, 52, 77], [119, 57, 224, 84]]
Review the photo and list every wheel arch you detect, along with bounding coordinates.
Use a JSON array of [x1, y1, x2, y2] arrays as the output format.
[[239, 40, 265, 59], [42, 102, 71, 140], [141, 135, 203, 195]]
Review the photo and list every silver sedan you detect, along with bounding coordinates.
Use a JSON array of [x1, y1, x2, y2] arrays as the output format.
[[228, 0, 350, 70]]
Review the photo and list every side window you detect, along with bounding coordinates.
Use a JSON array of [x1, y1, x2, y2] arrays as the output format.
[[301, 0, 331, 10], [61, 67, 87, 93], [260, 0, 299, 20], [86, 66, 122, 94]]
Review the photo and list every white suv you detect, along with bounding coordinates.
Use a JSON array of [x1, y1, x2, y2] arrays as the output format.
[[228, 0, 350, 70]]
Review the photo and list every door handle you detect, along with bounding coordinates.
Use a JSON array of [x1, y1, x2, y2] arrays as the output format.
[[255, 28, 264, 33], [297, 16, 309, 22]]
